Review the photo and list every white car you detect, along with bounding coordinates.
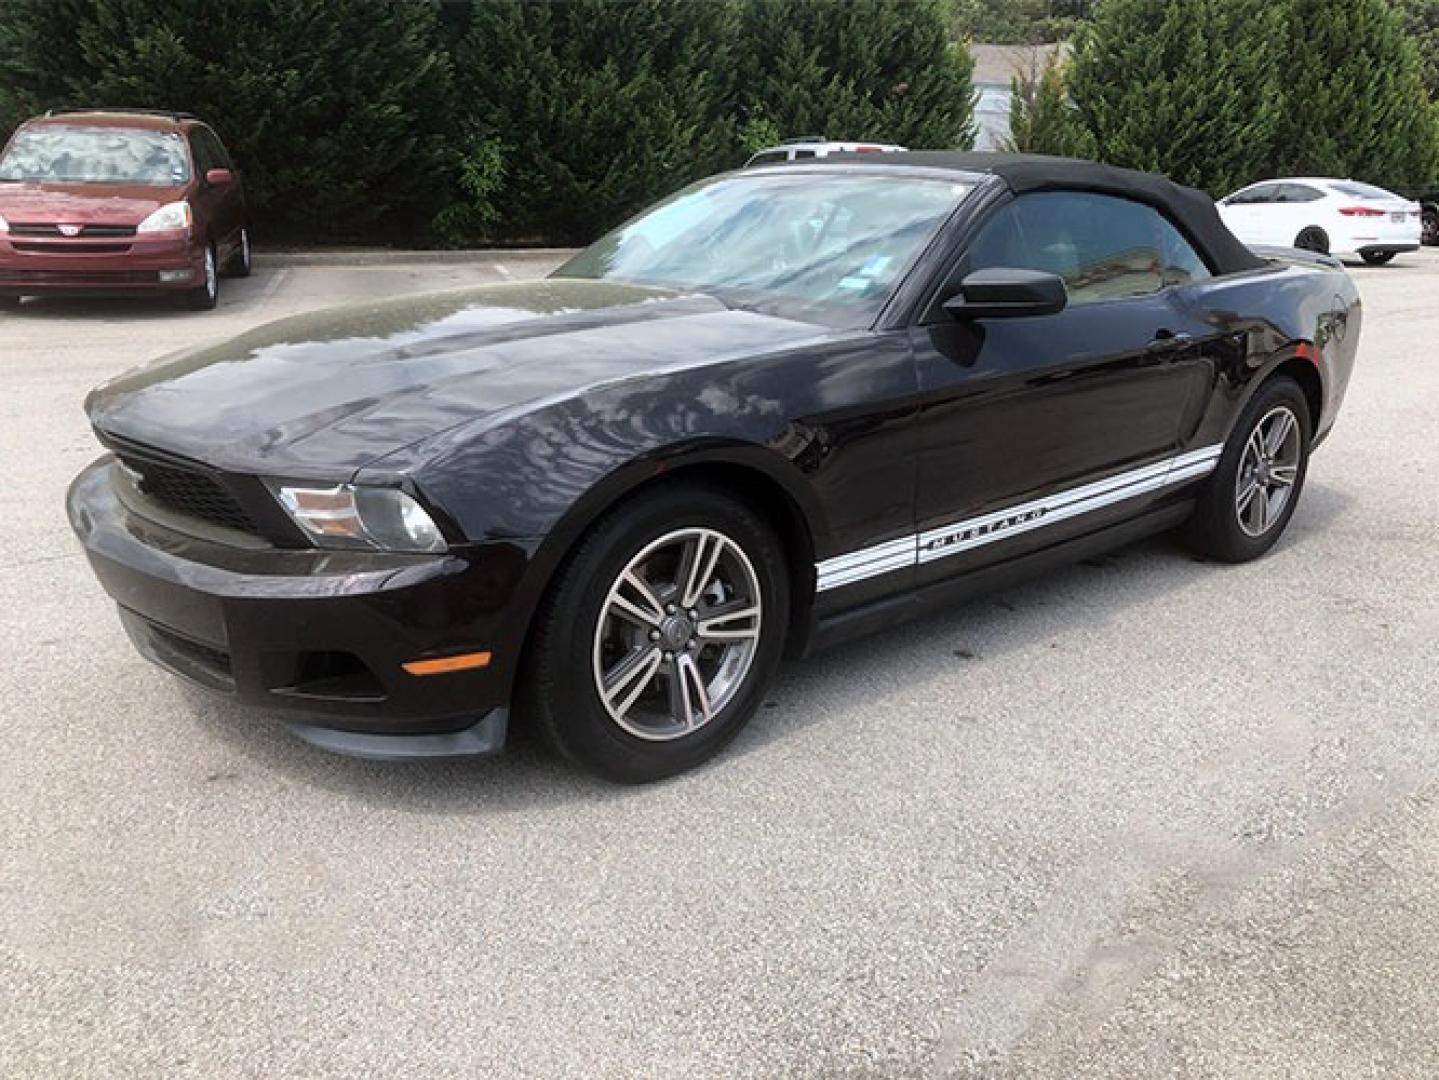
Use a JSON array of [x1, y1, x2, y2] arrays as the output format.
[[744, 137, 905, 167], [1217, 177, 1422, 265]]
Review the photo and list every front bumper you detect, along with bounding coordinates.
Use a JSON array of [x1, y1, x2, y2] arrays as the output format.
[[67, 456, 536, 755], [0, 229, 204, 295]]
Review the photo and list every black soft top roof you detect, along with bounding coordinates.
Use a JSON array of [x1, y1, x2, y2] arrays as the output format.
[[819, 151, 1266, 276]]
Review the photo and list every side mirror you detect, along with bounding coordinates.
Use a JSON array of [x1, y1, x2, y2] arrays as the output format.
[[205, 167, 234, 187], [943, 267, 1067, 320]]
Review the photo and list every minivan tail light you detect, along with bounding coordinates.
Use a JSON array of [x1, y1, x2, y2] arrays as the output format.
[[1337, 206, 1385, 217]]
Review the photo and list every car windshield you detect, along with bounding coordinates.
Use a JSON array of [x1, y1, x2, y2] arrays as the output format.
[[557, 172, 973, 326], [1329, 181, 1398, 200], [0, 125, 191, 185]]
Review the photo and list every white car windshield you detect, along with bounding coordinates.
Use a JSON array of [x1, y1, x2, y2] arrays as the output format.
[[559, 172, 973, 327], [0, 125, 191, 185]]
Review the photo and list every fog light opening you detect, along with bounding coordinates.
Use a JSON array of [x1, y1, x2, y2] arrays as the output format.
[[158, 269, 195, 283]]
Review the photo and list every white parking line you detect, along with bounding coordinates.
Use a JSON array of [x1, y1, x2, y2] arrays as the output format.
[[254, 267, 291, 308]]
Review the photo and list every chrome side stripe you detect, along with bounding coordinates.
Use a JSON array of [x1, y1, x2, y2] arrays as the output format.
[[814, 535, 915, 592], [814, 444, 1223, 592]]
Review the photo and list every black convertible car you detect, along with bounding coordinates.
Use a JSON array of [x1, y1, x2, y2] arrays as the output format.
[[69, 153, 1361, 781]]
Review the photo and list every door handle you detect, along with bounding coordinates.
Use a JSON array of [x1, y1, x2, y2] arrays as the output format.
[[1147, 330, 1193, 353]]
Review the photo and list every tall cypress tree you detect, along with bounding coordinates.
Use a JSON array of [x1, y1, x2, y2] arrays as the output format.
[[1274, 0, 1439, 186], [0, 0, 456, 240], [450, 0, 744, 245], [736, 0, 976, 150], [1064, 0, 1284, 194], [1005, 49, 1093, 156]]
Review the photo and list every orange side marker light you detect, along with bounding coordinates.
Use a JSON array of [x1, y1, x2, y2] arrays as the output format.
[[402, 651, 492, 676]]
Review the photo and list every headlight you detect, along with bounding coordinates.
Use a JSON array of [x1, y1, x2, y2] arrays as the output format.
[[0, 211, 8, 233], [268, 482, 447, 553], [136, 201, 193, 234]]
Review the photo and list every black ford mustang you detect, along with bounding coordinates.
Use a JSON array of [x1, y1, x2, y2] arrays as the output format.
[[68, 153, 1361, 781]]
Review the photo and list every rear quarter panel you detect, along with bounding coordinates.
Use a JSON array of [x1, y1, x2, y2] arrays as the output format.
[[1182, 262, 1360, 451]]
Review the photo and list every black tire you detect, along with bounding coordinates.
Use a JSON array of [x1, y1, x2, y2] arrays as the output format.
[[185, 243, 219, 310], [1360, 251, 1395, 266], [1186, 376, 1312, 563], [224, 226, 253, 278], [1422, 207, 1438, 247], [1294, 227, 1329, 255], [522, 483, 790, 783]]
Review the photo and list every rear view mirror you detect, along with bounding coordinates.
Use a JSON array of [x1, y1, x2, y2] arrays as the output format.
[[943, 267, 1068, 320], [205, 168, 234, 187]]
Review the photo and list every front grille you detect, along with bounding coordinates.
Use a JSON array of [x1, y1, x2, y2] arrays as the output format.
[[118, 452, 262, 536], [12, 241, 132, 254], [9, 222, 137, 238]]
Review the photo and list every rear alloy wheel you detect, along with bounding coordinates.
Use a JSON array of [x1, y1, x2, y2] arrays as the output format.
[[524, 485, 789, 782], [1360, 250, 1395, 266], [1423, 208, 1438, 247], [1294, 227, 1329, 255], [1186, 376, 1311, 563], [186, 243, 219, 310], [225, 227, 253, 278]]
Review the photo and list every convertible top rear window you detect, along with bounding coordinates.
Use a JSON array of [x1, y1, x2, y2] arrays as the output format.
[[558, 173, 973, 327]]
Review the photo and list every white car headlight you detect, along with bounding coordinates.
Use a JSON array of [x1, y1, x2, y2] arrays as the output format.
[[136, 201, 193, 234], [268, 482, 447, 553], [0, 210, 9, 233]]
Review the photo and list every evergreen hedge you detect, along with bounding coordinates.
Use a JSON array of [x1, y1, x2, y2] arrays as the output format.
[[2, 0, 1436, 245], [1043, 0, 1439, 195], [0, 0, 975, 246]]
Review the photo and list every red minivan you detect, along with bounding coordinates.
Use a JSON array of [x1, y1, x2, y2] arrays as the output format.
[[0, 109, 250, 310]]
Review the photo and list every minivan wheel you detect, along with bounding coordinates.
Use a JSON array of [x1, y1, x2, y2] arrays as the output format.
[[186, 244, 219, 310], [522, 484, 789, 783], [1185, 376, 1311, 563], [1422, 207, 1438, 247], [1360, 250, 1395, 266], [225, 227, 253, 278]]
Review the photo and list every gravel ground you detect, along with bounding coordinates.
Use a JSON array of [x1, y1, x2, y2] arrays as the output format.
[[1, 249, 1436, 1078]]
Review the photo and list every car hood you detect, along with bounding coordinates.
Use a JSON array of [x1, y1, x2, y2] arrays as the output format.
[[0, 181, 185, 225], [86, 278, 833, 478]]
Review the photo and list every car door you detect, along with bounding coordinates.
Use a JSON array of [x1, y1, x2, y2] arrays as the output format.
[[1218, 182, 1282, 246], [189, 127, 241, 261], [907, 190, 1223, 588], [204, 129, 245, 249]]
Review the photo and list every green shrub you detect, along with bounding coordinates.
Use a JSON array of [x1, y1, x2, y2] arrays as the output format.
[[1273, 0, 1439, 187], [449, 0, 746, 246], [1064, 0, 1284, 195], [737, 0, 977, 151]]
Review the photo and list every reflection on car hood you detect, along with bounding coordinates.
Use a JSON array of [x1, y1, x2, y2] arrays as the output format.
[[86, 278, 833, 478], [0, 181, 186, 225]]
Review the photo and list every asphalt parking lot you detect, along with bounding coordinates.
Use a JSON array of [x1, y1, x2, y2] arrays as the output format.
[[3, 249, 1437, 1078]]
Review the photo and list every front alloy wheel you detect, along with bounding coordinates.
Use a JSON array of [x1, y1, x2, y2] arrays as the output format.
[[593, 527, 763, 740], [186, 244, 219, 310], [524, 484, 788, 782]]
